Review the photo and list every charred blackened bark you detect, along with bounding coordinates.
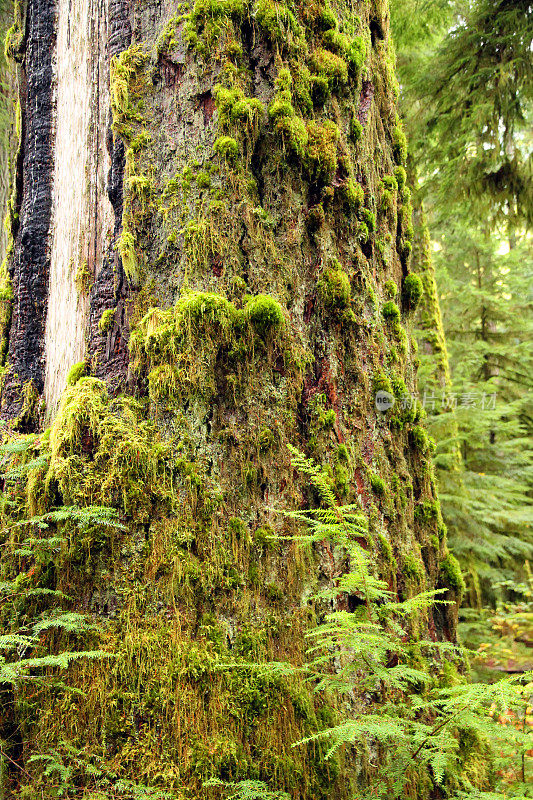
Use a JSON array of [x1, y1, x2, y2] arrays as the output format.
[[1, 0, 56, 423], [86, 0, 133, 394]]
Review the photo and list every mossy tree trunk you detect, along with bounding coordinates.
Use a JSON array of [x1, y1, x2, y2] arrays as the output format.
[[0, 0, 460, 795]]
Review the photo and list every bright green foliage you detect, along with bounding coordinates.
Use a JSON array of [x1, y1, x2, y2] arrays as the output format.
[[205, 778, 290, 799], [393, 0, 533, 627], [403, 0, 532, 224], [0, 438, 117, 685], [422, 218, 533, 604]]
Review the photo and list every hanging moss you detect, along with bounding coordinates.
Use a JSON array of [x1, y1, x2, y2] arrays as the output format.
[[245, 294, 284, 335], [254, 0, 304, 48], [414, 500, 439, 523], [318, 263, 351, 310], [370, 473, 386, 496], [394, 165, 407, 190], [439, 552, 466, 600], [384, 279, 397, 298], [269, 72, 308, 157], [382, 300, 400, 323], [373, 370, 393, 395], [403, 273, 423, 311], [116, 227, 139, 284], [47, 378, 173, 517], [403, 552, 423, 580], [305, 120, 339, 184], [309, 48, 349, 87], [347, 36, 366, 71], [362, 207, 376, 232], [409, 425, 435, 454], [392, 122, 408, 165], [342, 179, 364, 211], [184, 0, 246, 51], [349, 116, 363, 142], [66, 362, 87, 387], [98, 308, 116, 333]]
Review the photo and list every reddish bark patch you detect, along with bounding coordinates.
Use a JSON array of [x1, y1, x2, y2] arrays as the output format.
[[198, 91, 215, 125], [303, 296, 315, 323], [353, 467, 370, 508], [357, 81, 374, 127], [211, 255, 223, 276], [159, 55, 183, 88]]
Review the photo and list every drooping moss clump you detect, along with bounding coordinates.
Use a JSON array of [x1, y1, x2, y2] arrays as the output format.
[[403, 272, 424, 310], [245, 294, 284, 335], [392, 121, 408, 165], [305, 120, 340, 184], [384, 279, 397, 298], [66, 362, 86, 386], [370, 473, 386, 496], [382, 300, 400, 323], [309, 47, 349, 88], [342, 179, 364, 211], [268, 68, 308, 157], [318, 263, 351, 309], [349, 115, 363, 142], [98, 308, 116, 333], [439, 552, 466, 601], [255, 0, 304, 48], [129, 291, 297, 405]]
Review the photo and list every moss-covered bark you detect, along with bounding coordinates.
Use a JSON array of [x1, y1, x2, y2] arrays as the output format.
[[0, 0, 462, 796]]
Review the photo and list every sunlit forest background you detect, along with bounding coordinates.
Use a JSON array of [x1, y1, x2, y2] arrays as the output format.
[[393, 0, 532, 669], [394, 0, 533, 791]]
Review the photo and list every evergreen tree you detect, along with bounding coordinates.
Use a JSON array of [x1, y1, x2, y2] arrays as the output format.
[[391, 0, 533, 670]]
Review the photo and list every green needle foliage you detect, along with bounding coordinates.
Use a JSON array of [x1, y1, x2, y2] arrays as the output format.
[[391, 0, 533, 669], [420, 216, 533, 606]]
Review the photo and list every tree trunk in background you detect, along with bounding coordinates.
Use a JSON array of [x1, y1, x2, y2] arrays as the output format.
[[0, 0, 460, 794]]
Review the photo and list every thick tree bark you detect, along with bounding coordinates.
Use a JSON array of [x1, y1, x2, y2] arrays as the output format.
[[0, 0, 459, 794]]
